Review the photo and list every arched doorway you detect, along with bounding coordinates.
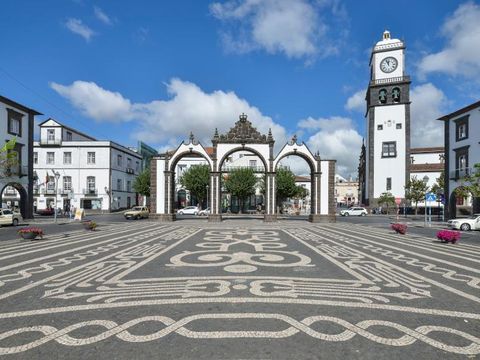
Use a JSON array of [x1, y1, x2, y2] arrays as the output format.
[[449, 187, 473, 218], [0, 183, 28, 218], [217, 147, 267, 215]]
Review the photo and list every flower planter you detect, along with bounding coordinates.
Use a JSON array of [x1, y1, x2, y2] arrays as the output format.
[[83, 221, 97, 231], [18, 227, 44, 241], [436, 230, 460, 244], [391, 223, 407, 235], [20, 232, 38, 240]]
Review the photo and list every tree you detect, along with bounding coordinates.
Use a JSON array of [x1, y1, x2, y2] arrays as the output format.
[[276, 168, 298, 204], [224, 167, 257, 213], [404, 176, 429, 215], [0, 138, 18, 178], [455, 163, 480, 215], [294, 185, 309, 199], [378, 192, 395, 214], [133, 168, 150, 197], [179, 165, 209, 208], [430, 171, 445, 196]]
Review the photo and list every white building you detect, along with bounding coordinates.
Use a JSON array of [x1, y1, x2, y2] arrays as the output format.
[[33, 119, 142, 212], [0, 95, 42, 218], [409, 147, 444, 208], [363, 30, 410, 206], [335, 174, 359, 207], [438, 100, 480, 218]]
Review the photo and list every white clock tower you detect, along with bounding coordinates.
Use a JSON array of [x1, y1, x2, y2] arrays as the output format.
[[364, 30, 410, 206]]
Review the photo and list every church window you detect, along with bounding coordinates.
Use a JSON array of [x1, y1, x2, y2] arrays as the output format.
[[396, 123, 402, 129], [386, 177, 392, 191], [378, 89, 387, 104], [392, 87, 401, 102], [381, 142, 397, 158], [377, 125, 383, 130]]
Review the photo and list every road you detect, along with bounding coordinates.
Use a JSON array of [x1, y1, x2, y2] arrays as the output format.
[[0, 218, 479, 359]]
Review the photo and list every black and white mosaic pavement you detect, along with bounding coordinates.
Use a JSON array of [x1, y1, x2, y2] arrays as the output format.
[[0, 221, 479, 359]]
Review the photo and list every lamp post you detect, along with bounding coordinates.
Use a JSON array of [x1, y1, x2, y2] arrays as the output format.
[[423, 175, 429, 227], [104, 186, 111, 213], [206, 184, 209, 210], [54, 171, 60, 223]]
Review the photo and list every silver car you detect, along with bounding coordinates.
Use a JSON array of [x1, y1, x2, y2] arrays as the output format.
[[177, 206, 199, 215], [0, 209, 22, 226], [340, 207, 368, 216]]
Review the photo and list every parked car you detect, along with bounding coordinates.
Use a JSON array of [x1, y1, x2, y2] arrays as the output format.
[[340, 207, 368, 216], [198, 207, 210, 216], [177, 206, 199, 215], [124, 206, 149, 220], [0, 209, 22, 226], [447, 214, 480, 231], [36, 208, 54, 216]]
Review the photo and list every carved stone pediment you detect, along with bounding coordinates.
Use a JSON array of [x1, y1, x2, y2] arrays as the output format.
[[216, 114, 273, 144]]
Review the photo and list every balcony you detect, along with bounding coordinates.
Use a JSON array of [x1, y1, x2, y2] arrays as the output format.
[[370, 75, 411, 86], [450, 168, 473, 180], [44, 188, 57, 195], [221, 165, 266, 173], [40, 139, 62, 146], [126, 168, 134, 174], [83, 188, 98, 196]]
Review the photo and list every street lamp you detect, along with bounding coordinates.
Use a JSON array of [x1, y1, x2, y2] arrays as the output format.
[[54, 171, 60, 223], [104, 186, 111, 212], [206, 184, 209, 210], [423, 175, 429, 227]]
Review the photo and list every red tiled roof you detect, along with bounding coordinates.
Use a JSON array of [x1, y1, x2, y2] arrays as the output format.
[[409, 163, 444, 172], [410, 147, 444, 154]]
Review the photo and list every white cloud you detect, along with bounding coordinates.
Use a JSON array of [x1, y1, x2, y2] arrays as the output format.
[[410, 83, 447, 147], [94, 6, 113, 25], [345, 89, 365, 112], [418, 2, 480, 78], [299, 116, 362, 177], [65, 18, 95, 41], [210, 0, 343, 59], [50, 78, 287, 149]]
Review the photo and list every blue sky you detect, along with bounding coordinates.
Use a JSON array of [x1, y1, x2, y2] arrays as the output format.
[[1, 1, 479, 176]]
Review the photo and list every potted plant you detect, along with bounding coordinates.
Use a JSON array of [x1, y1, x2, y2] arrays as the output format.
[[436, 230, 461, 244], [83, 220, 97, 231], [391, 223, 407, 235], [18, 227, 44, 240]]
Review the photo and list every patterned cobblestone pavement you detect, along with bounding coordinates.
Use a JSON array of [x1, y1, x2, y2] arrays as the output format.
[[0, 220, 479, 359]]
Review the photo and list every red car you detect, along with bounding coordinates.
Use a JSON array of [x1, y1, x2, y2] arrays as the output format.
[[36, 208, 54, 216]]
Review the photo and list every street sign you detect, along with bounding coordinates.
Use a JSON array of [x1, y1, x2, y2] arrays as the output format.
[[395, 197, 401, 205], [426, 193, 436, 202]]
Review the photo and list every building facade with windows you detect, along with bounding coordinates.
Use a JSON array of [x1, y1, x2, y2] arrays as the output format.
[[33, 119, 142, 212], [438, 100, 480, 218], [362, 30, 410, 206], [0, 95, 42, 218]]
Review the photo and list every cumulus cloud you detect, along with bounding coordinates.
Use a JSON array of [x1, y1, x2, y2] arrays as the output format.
[[298, 116, 362, 177], [410, 83, 447, 147], [50, 78, 287, 149], [210, 0, 345, 59], [418, 2, 480, 78], [65, 18, 95, 41], [345, 89, 365, 112], [94, 6, 113, 25]]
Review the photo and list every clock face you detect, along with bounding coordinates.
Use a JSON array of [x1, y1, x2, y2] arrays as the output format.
[[380, 57, 398, 73]]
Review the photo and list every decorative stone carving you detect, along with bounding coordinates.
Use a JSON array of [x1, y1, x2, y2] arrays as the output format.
[[216, 113, 272, 144]]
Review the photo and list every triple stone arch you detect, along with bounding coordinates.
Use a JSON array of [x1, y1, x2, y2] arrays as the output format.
[[155, 114, 332, 223]]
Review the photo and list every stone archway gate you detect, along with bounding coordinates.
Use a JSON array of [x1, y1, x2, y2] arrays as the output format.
[[150, 114, 336, 222]]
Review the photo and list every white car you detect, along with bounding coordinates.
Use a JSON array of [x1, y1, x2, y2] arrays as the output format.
[[198, 207, 210, 216], [447, 214, 480, 231], [177, 206, 199, 215], [0, 209, 22, 226], [340, 207, 368, 216]]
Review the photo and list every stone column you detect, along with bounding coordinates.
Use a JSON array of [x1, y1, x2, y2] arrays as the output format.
[[208, 172, 222, 222], [264, 172, 277, 222], [309, 171, 322, 223], [159, 170, 176, 221]]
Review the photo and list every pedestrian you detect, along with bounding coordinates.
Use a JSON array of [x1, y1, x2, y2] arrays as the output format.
[[70, 205, 75, 220]]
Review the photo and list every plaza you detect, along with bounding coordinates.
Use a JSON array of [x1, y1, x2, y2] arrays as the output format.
[[0, 217, 478, 359]]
